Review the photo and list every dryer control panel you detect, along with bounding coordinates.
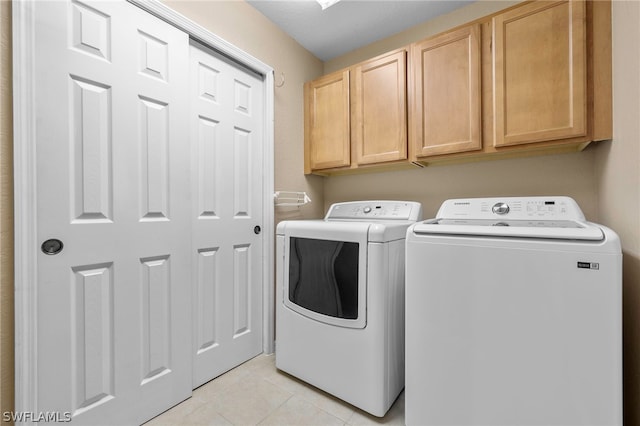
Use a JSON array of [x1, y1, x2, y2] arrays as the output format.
[[326, 201, 423, 221], [435, 196, 586, 221]]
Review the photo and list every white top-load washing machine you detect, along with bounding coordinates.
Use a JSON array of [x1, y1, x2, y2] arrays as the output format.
[[405, 196, 622, 426], [276, 200, 422, 417]]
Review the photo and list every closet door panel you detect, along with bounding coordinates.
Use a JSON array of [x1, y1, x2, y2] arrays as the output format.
[[190, 43, 265, 388], [34, 1, 191, 423]]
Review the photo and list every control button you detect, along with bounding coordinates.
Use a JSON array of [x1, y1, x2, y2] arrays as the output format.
[[363, 206, 372, 214], [492, 202, 510, 215]]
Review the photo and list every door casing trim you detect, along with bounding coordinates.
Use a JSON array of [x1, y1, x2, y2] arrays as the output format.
[[12, 0, 275, 418]]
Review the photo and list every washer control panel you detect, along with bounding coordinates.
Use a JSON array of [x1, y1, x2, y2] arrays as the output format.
[[435, 196, 586, 221], [326, 201, 423, 221]]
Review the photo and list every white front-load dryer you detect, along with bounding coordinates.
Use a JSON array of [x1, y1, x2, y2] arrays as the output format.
[[405, 196, 622, 426], [276, 201, 422, 417]]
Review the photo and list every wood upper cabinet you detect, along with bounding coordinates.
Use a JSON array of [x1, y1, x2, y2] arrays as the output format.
[[352, 49, 407, 165], [303, 0, 610, 173], [304, 69, 350, 171], [410, 24, 482, 158], [305, 49, 408, 173], [493, 0, 587, 147]]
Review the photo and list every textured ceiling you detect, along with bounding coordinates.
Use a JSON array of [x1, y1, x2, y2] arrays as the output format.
[[246, 0, 475, 61]]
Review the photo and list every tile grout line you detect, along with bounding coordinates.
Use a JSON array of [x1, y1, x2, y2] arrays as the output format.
[[254, 390, 295, 425], [261, 371, 355, 422]]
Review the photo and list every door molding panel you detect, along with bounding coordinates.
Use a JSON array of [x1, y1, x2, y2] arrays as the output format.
[[12, 0, 275, 421]]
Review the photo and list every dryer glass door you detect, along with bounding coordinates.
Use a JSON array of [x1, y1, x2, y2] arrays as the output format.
[[283, 223, 368, 329]]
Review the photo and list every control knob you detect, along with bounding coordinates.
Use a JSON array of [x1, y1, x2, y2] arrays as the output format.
[[492, 202, 510, 215]]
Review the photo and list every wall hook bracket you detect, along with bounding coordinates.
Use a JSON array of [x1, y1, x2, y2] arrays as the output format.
[[274, 191, 311, 207]]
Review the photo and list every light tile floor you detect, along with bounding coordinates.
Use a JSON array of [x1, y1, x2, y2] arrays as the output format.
[[145, 354, 404, 426]]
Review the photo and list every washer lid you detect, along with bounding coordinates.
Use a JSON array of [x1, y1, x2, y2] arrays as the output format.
[[412, 218, 605, 241]]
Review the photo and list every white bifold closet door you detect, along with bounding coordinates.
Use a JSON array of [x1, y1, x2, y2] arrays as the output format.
[[29, 0, 262, 424], [190, 42, 264, 388], [34, 0, 191, 423]]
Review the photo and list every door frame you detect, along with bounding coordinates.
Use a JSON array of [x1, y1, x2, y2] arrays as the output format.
[[12, 0, 275, 418]]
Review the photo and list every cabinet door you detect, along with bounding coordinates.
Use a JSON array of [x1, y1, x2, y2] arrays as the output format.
[[352, 50, 407, 165], [410, 24, 482, 158], [305, 70, 350, 171], [493, 0, 587, 147]]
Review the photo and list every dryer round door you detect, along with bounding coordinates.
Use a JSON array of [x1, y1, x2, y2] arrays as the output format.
[[283, 222, 369, 329]]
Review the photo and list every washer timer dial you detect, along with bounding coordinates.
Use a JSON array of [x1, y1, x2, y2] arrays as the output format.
[[492, 202, 510, 215]]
